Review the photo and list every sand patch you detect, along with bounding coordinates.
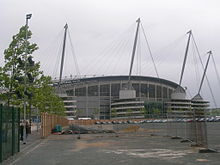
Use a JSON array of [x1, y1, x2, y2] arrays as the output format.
[[103, 148, 196, 160], [72, 140, 116, 151], [196, 159, 209, 162], [119, 126, 140, 133]]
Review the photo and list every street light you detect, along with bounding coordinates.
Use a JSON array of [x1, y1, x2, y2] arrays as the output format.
[[23, 13, 32, 144]]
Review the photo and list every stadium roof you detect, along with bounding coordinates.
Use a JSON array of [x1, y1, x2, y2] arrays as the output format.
[[54, 75, 180, 89]]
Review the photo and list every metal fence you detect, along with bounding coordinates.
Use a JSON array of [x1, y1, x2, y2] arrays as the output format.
[[167, 108, 208, 147], [0, 104, 20, 163]]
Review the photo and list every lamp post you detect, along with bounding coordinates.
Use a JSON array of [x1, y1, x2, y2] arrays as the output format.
[[23, 13, 32, 144]]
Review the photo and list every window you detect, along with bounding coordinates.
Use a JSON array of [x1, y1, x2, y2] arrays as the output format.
[[132, 83, 139, 97], [75, 87, 86, 96], [156, 85, 162, 98], [141, 83, 148, 97], [88, 85, 98, 96], [163, 87, 168, 98], [149, 84, 155, 98], [100, 84, 110, 96], [168, 89, 173, 98], [66, 89, 74, 96], [111, 83, 120, 96]]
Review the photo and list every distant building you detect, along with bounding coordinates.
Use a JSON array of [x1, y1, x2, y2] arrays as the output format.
[[54, 75, 182, 119]]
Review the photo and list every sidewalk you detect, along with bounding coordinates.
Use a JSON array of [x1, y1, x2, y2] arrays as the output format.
[[1, 128, 42, 165], [20, 128, 42, 151]]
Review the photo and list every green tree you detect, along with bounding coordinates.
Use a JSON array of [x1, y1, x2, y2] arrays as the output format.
[[75, 109, 83, 118], [153, 108, 161, 118], [211, 109, 220, 116], [140, 107, 147, 118], [1, 26, 39, 106], [127, 109, 133, 118], [0, 25, 65, 115], [111, 108, 117, 118], [92, 108, 100, 119], [32, 76, 65, 115]]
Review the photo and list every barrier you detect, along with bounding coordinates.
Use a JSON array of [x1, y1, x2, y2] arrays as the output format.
[[0, 104, 20, 163], [41, 113, 69, 138]]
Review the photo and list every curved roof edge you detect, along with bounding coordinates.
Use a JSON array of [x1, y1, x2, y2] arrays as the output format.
[[55, 75, 182, 89]]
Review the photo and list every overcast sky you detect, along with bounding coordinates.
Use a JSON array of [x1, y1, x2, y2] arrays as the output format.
[[1, 0, 220, 107]]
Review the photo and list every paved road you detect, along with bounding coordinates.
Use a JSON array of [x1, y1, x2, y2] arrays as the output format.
[[5, 125, 220, 165], [114, 122, 220, 150]]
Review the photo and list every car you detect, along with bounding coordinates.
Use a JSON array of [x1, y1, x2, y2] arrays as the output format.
[[112, 121, 117, 124], [122, 121, 127, 124], [127, 120, 133, 124], [198, 118, 205, 122]]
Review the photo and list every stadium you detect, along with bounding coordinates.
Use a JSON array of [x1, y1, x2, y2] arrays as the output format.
[[53, 20, 210, 120], [54, 75, 183, 119]]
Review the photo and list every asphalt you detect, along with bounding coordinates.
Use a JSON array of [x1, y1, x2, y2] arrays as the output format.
[[3, 123, 220, 165]]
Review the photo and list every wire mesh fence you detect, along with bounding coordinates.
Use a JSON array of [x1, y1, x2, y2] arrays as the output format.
[[0, 104, 20, 163], [166, 107, 209, 148], [68, 116, 218, 151]]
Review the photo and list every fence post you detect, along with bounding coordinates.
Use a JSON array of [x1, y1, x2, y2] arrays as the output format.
[[12, 107, 15, 156], [0, 104, 3, 162], [18, 108, 20, 152], [41, 113, 44, 138]]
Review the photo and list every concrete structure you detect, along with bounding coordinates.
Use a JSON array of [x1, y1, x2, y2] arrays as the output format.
[[166, 90, 209, 120], [54, 75, 182, 119], [59, 94, 77, 118]]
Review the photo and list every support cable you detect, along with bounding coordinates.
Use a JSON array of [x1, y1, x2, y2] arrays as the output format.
[[83, 23, 135, 76], [111, 34, 133, 75], [140, 23, 159, 78], [39, 28, 63, 77], [138, 28, 142, 75], [52, 37, 64, 79], [191, 34, 217, 108], [136, 27, 141, 75], [191, 41, 201, 88], [67, 29, 81, 78], [211, 54, 220, 89], [93, 29, 132, 76], [141, 35, 185, 77]]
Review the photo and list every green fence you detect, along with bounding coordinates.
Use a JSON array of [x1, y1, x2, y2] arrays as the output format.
[[0, 104, 20, 163]]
